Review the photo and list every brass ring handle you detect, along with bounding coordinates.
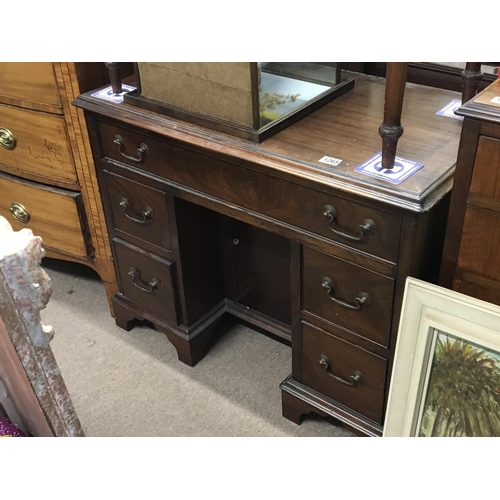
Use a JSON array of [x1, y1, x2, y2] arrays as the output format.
[[119, 198, 153, 224], [321, 277, 370, 310], [323, 205, 376, 242], [0, 127, 16, 150], [127, 267, 159, 293], [114, 135, 149, 163], [9, 202, 30, 223], [319, 354, 363, 386]]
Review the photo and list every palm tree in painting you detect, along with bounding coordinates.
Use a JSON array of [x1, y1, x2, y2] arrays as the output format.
[[419, 331, 500, 437]]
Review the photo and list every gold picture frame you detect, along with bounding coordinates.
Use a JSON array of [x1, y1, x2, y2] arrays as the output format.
[[384, 277, 500, 437]]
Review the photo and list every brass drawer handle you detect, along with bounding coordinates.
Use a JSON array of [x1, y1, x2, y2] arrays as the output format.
[[127, 267, 160, 293], [9, 202, 30, 223], [0, 127, 16, 150], [119, 198, 153, 224], [321, 277, 370, 310], [114, 134, 149, 163], [319, 354, 363, 386], [323, 205, 376, 242]]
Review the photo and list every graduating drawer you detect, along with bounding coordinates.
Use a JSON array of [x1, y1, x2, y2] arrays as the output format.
[[301, 322, 387, 424], [0, 103, 77, 187], [0, 172, 89, 258], [302, 246, 395, 347], [103, 169, 172, 252], [113, 239, 178, 324], [0, 63, 61, 111]]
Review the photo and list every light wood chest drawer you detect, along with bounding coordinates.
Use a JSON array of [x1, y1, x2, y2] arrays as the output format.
[[0, 103, 77, 187], [0, 172, 90, 258], [302, 246, 395, 347], [301, 322, 387, 424], [0, 63, 61, 111]]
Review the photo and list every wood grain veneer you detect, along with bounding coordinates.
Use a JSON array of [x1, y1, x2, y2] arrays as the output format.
[[76, 70, 462, 436]]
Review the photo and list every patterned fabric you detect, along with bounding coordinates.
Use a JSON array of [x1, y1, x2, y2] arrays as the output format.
[[0, 417, 26, 437]]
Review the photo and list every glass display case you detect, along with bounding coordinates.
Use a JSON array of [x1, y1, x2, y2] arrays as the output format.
[[123, 62, 354, 142]]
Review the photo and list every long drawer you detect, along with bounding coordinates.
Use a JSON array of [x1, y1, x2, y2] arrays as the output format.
[[0, 103, 77, 187], [301, 322, 387, 424], [0, 172, 90, 258], [97, 120, 402, 263], [302, 246, 395, 347], [0, 63, 61, 111]]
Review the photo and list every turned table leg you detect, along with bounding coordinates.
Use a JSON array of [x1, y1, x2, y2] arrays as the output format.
[[461, 62, 483, 104], [379, 62, 408, 169]]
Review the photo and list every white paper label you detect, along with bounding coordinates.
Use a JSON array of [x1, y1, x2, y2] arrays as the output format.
[[319, 156, 342, 166], [491, 96, 500, 104]]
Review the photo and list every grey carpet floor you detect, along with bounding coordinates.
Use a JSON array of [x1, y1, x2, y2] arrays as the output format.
[[41, 258, 353, 437]]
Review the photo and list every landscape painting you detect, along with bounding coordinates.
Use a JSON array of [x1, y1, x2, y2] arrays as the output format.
[[417, 328, 500, 437]]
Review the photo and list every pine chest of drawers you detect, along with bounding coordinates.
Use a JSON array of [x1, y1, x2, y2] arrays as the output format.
[[0, 63, 132, 311], [76, 72, 462, 436]]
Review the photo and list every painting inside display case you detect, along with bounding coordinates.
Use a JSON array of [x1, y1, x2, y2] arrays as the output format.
[[258, 66, 333, 127]]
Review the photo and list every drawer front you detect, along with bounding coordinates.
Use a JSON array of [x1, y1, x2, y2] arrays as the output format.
[[98, 121, 401, 263], [0, 63, 61, 110], [99, 121, 166, 172], [113, 239, 178, 324], [457, 205, 500, 283], [0, 173, 89, 258], [302, 246, 394, 347], [0, 104, 77, 186], [103, 169, 172, 252], [469, 136, 500, 200], [301, 323, 387, 424]]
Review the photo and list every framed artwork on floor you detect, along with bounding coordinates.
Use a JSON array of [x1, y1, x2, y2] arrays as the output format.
[[384, 277, 500, 437]]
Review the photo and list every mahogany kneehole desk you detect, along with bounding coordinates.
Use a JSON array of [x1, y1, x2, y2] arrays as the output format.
[[75, 73, 462, 436]]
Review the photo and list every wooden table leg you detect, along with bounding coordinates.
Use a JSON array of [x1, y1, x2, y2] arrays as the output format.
[[379, 62, 408, 169], [461, 62, 482, 104]]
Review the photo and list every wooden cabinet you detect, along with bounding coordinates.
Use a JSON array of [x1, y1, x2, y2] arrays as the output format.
[[440, 79, 500, 304], [0, 62, 127, 311], [76, 71, 462, 436]]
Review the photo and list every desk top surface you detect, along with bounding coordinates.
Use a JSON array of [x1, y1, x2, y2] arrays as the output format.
[[457, 78, 500, 124], [76, 72, 463, 213]]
